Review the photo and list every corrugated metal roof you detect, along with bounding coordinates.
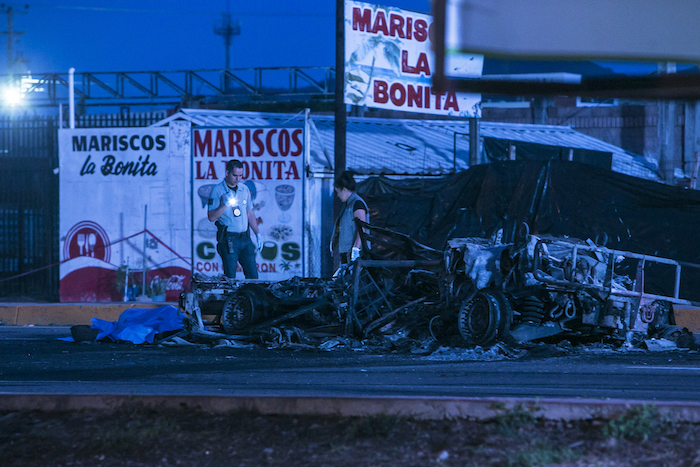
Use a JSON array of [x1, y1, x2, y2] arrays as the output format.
[[153, 109, 660, 181]]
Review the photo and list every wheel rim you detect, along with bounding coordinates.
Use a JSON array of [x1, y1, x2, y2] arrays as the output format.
[[222, 290, 255, 333], [467, 296, 492, 337], [458, 291, 501, 345]]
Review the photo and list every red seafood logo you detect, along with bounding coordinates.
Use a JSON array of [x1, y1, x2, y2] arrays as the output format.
[[64, 221, 111, 262]]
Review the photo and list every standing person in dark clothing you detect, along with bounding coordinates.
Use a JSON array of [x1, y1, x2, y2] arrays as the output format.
[[331, 171, 368, 265], [208, 160, 262, 279]]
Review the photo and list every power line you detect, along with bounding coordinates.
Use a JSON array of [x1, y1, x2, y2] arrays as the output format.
[[25, 3, 332, 17]]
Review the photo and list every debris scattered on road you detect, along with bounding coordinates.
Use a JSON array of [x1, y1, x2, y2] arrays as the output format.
[[171, 222, 700, 355], [60, 223, 700, 357], [69, 325, 99, 343], [644, 338, 678, 351]]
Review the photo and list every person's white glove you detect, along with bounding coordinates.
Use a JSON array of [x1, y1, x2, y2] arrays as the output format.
[[332, 264, 347, 279], [350, 247, 361, 262], [256, 233, 263, 252]]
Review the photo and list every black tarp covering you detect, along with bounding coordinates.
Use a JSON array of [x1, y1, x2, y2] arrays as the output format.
[[358, 160, 700, 300], [482, 137, 613, 170]]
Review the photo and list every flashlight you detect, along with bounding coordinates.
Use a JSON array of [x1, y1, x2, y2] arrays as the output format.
[[224, 192, 237, 207]]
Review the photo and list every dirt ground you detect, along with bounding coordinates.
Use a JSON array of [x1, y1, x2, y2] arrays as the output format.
[[2, 404, 700, 467]]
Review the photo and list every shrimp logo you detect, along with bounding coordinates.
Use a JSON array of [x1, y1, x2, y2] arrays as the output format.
[[64, 221, 111, 262]]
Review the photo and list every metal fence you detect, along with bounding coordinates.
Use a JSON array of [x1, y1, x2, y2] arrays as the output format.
[[0, 111, 166, 302], [0, 116, 59, 301], [71, 111, 168, 128]]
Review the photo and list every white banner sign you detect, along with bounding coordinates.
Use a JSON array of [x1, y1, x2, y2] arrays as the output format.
[[344, 0, 483, 117], [58, 127, 191, 302], [192, 127, 305, 280]]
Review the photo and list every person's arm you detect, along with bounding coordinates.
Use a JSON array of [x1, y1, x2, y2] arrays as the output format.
[[352, 208, 367, 249], [248, 208, 262, 251], [207, 195, 226, 222], [247, 209, 260, 235]]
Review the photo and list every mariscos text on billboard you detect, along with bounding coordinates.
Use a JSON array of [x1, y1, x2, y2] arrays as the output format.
[[344, 1, 483, 117], [193, 128, 303, 180]]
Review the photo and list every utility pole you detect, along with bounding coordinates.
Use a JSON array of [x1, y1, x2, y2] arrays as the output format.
[[0, 4, 27, 78], [213, 0, 240, 92], [330, 0, 347, 277], [334, 0, 346, 179]]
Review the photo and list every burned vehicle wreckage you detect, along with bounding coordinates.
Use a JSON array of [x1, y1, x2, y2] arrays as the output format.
[[180, 218, 700, 349]]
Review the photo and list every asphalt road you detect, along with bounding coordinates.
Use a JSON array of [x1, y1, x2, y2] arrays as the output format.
[[2, 326, 700, 402]]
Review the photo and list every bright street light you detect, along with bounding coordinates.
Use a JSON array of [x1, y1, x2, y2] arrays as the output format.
[[1, 85, 23, 106]]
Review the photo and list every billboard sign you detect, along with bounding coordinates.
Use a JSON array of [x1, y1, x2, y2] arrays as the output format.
[[192, 127, 305, 280], [58, 127, 191, 302], [344, 0, 483, 117]]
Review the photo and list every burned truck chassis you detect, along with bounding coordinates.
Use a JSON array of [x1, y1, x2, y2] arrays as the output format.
[[180, 221, 700, 347], [181, 258, 441, 341]]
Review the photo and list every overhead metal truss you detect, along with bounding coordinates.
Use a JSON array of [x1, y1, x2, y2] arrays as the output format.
[[3, 67, 335, 107]]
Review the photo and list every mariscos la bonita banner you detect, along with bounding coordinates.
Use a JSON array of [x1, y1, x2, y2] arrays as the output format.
[[344, 0, 483, 117], [192, 127, 305, 281], [58, 127, 190, 302]]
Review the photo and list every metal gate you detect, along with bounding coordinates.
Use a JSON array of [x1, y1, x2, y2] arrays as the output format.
[[0, 116, 59, 301]]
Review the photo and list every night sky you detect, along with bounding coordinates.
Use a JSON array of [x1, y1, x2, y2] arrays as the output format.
[[6, 0, 431, 74], [5, 1, 690, 89]]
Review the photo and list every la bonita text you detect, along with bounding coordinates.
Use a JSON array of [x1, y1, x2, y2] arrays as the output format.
[[79, 154, 157, 177]]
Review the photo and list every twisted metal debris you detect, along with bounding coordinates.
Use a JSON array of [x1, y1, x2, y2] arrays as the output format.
[[179, 221, 700, 350]]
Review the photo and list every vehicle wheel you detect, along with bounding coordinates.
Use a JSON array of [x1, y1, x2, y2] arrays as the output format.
[[221, 288, 257, 333], [492, 290, 513, 338], [458, 290, 508, 346]]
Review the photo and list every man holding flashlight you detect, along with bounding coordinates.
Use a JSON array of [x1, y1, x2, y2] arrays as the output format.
[[208, 160, 262, 279]]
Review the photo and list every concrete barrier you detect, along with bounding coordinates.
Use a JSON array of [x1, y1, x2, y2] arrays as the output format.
[[0, 302, 176, 326]]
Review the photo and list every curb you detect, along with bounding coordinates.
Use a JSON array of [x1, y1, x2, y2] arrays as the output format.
[[0, 302, 176, 326], [2, 394, 700, 422]]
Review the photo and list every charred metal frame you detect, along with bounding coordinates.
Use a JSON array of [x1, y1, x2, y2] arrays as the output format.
[[532, 239, 700, 307], [179, 219, 700, 347], [346, 259, 442, 335]]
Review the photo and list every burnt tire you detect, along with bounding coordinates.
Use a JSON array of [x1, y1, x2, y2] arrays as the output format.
[[458, 290, 510, 346], [492, 291, 513, 339], [221, 288, 257, 333]]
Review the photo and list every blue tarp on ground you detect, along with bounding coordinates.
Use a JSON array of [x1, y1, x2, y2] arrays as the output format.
[[60, 305, 184, 344]]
